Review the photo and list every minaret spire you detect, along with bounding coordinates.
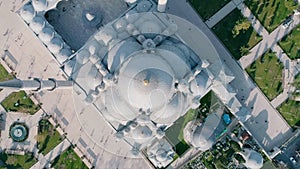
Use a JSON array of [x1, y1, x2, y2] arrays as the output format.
[[0, 78, 73, 91]]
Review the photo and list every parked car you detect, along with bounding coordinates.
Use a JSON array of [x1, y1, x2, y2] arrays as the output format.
[[289, 156, 297, 165], [282, 17, 294, 29]]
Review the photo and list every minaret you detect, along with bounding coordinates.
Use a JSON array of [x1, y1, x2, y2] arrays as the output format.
[[157, 0, 168, 12], [0, 78, 73, 91]]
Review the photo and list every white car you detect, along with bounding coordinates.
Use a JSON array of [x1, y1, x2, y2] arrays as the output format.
[[290, 156, 297, 165], [282, 18, 294, 29]]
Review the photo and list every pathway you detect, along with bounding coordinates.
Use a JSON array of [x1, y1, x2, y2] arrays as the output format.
[[205, 0, 245, 28]]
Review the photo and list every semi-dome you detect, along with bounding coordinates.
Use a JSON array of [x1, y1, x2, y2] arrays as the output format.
[[20, 4, 35, 23], [30, 16, 45, 34]]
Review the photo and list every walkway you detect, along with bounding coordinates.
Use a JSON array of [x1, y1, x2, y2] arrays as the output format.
[[205, 0, 245, 28]]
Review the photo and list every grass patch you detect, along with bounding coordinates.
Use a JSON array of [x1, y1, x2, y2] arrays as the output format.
[[37, 119, 63, 155], [0, 152, 37, 169], [245, 0, 297, 32], [51, 147, 88, 169], [213, 9, 262, 60], [246, 50, 284, 100], [189, 0, 231, 21], [1, 90, 40, 114], [0, 64, 13, 82], [278, 99, 300, 127], [279, 25, 300, 60], [165, 109, 196, 156], [277, 74, 300, 127]]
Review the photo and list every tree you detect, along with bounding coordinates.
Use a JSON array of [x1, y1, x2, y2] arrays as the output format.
[[240, 45, 250, 56], [232, 18, 251, 37]]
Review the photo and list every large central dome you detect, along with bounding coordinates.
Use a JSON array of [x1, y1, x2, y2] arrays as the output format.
[[117, 51, 175, 110]]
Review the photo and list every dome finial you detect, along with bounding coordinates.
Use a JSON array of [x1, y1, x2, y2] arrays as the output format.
[[143, 79, 149, 86]]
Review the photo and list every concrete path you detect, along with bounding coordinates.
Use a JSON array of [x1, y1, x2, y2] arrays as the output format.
[[238, 3, 269, 37], [205, 1, 236, 28]]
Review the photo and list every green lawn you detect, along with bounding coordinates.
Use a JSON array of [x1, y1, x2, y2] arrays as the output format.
[[245, 0, 297, 32], [213, 9, 262, 60], [0, 64, 13, 82], [189, 0, 231, 21], [51, 147, 88, 169], [37, 119, 63, 155], [0, 152, 37, 169], [279, 25, 300, 60], [246, 51, 284, 100], [165, 109, 196, 156], [277, 74, 300, 127], [1, 90, 40, 114]]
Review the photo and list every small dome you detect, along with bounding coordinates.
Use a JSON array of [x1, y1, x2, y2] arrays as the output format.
[[137, 0, 152, 12], [95, 28, 116, 46], [20, 4, 35, 23], [64, 60, 75, 76], [48, 37, 63, 54], [124, 0, 137, 3], [114, 18, 127, 32], [32, 0, 48, 12], [87, 40, 100, 55], [76, 49, 90, 64], [39, 27, 55, 43], [156, 148, 167, 162], [56, 48, 71, 64], [242, 149, 264, 169], [131, 125, 152, 139], [29, 16, 45, 34]]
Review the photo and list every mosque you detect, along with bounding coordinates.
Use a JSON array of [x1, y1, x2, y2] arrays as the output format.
[[0, 0, 251, 168]]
